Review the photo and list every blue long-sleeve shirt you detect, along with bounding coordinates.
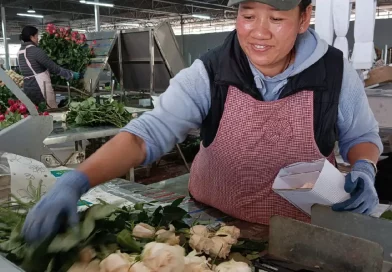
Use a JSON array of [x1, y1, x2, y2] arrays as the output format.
[[122, 29, 383, 165]]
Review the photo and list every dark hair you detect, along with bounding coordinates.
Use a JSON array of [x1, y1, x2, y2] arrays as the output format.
[[299, 0, 312, 13], [20, 26, 38, 42]]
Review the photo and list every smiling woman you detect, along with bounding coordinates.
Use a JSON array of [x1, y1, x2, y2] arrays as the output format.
[[21, 0, 384, 243]]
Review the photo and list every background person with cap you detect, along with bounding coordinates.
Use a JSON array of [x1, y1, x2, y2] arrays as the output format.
[[22, 0, 383, 243], [18, 26, 80, 108]]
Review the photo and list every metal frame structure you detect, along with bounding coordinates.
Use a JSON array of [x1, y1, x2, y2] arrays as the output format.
[[103, 22, 184, 95], [3, 1, 392, 36], [0, 0, 235, 35]]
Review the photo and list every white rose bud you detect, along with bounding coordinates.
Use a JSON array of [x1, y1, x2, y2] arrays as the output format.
[[132, 223, 156, 239], [141, 242, 185, 272], [215, 260, 251, 272]]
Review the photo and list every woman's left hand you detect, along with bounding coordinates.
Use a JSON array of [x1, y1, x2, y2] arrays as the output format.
[[332, 160, 379, 215]]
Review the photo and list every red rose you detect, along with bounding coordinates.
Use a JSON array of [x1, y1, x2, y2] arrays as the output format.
[[8, 99, 14, 106], [43, 112, 49, 116], [18, 104, 27, 114], [9, 104, 18, 112], [0, 114, 5, 121], [80, 34, 86, 42]]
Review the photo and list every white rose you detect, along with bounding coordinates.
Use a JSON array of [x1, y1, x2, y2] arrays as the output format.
[[132, 223, 156, 239], [129, 262, 151, 272], [155, 224, 180, 245], [209, 237, 231, 259], [215, 226, 240, 240], [99, 253, 131, 272], [142, 242, 185, 272], [215, 260, 251, 272], [189, 234, 214, 254], [190, 225, 210, 237]]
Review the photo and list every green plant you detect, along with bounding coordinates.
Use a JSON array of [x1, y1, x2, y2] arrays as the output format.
[[39, 24, 94, 89], [66, 97, 133, 128], [0, 111, 22, 129], [0, 86, 16, 114], [381, 210, 392, 220]]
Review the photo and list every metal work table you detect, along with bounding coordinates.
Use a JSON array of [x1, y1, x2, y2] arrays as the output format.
[[44, 107, 150, 145], [44, 123, 119, 146]]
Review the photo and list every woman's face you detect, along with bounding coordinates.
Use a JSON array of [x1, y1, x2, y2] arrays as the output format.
[[236, 2, 312, 76], [30, 33, 39, 45]]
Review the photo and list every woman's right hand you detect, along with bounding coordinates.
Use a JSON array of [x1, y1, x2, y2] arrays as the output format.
[[22, 170, 90, 243], [73, 72, 81, 80]]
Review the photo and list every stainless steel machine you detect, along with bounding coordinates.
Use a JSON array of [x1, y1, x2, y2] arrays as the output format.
[[83, 21, 185, 96]]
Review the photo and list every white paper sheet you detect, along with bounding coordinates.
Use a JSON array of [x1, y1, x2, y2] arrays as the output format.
[[273, 159, 350, 215], [3, 153, 56, 202]]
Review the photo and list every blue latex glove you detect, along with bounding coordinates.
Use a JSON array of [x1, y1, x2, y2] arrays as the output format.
[[22, 170, 90, 243], [73, 72, 80, 80], [332, 160, 379, 215]]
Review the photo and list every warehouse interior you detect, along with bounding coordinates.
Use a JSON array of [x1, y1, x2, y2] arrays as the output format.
[[0, 0, 392, 271]]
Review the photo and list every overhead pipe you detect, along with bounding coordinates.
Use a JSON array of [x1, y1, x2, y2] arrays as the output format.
[[153, 0, 235, 11]]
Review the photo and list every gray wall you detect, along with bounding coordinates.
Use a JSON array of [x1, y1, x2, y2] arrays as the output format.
[[176, 18, 392, 66], [176, 32, 231, 66]]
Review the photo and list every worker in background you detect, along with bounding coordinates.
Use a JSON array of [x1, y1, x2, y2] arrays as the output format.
[[18, 26, 80, 108], [22, 0, 383, 242]]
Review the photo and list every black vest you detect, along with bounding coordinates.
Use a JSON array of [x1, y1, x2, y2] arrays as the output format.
[[199, 30, 344, 157]]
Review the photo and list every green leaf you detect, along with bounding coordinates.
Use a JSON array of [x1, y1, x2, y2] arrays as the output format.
[[162, 206, 188, 223], [87, 204, 118, 220], [47, 228, 81, 253], [137, 210, 149, 223], [0, 221, 23, 252], [170, 197, 185, 208], [134, 203, 144, 211], [117, 229, 142, 253], [171, 220, 190, 230], [150, 206, 163, 226], [231, 239, 267, 252], [74, 115, 83, 124], [381, 211, 392, 220], [21, 239, 54, 272]]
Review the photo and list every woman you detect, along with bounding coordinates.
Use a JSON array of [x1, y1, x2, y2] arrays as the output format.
[[18, 26, 80, 108], [23, 0, 383, 242]]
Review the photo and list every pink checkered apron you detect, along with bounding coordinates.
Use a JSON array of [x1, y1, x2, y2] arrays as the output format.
[[189, 86, 335, 225]]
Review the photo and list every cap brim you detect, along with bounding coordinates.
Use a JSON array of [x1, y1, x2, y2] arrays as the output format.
[[228, 0, 301, 11]]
